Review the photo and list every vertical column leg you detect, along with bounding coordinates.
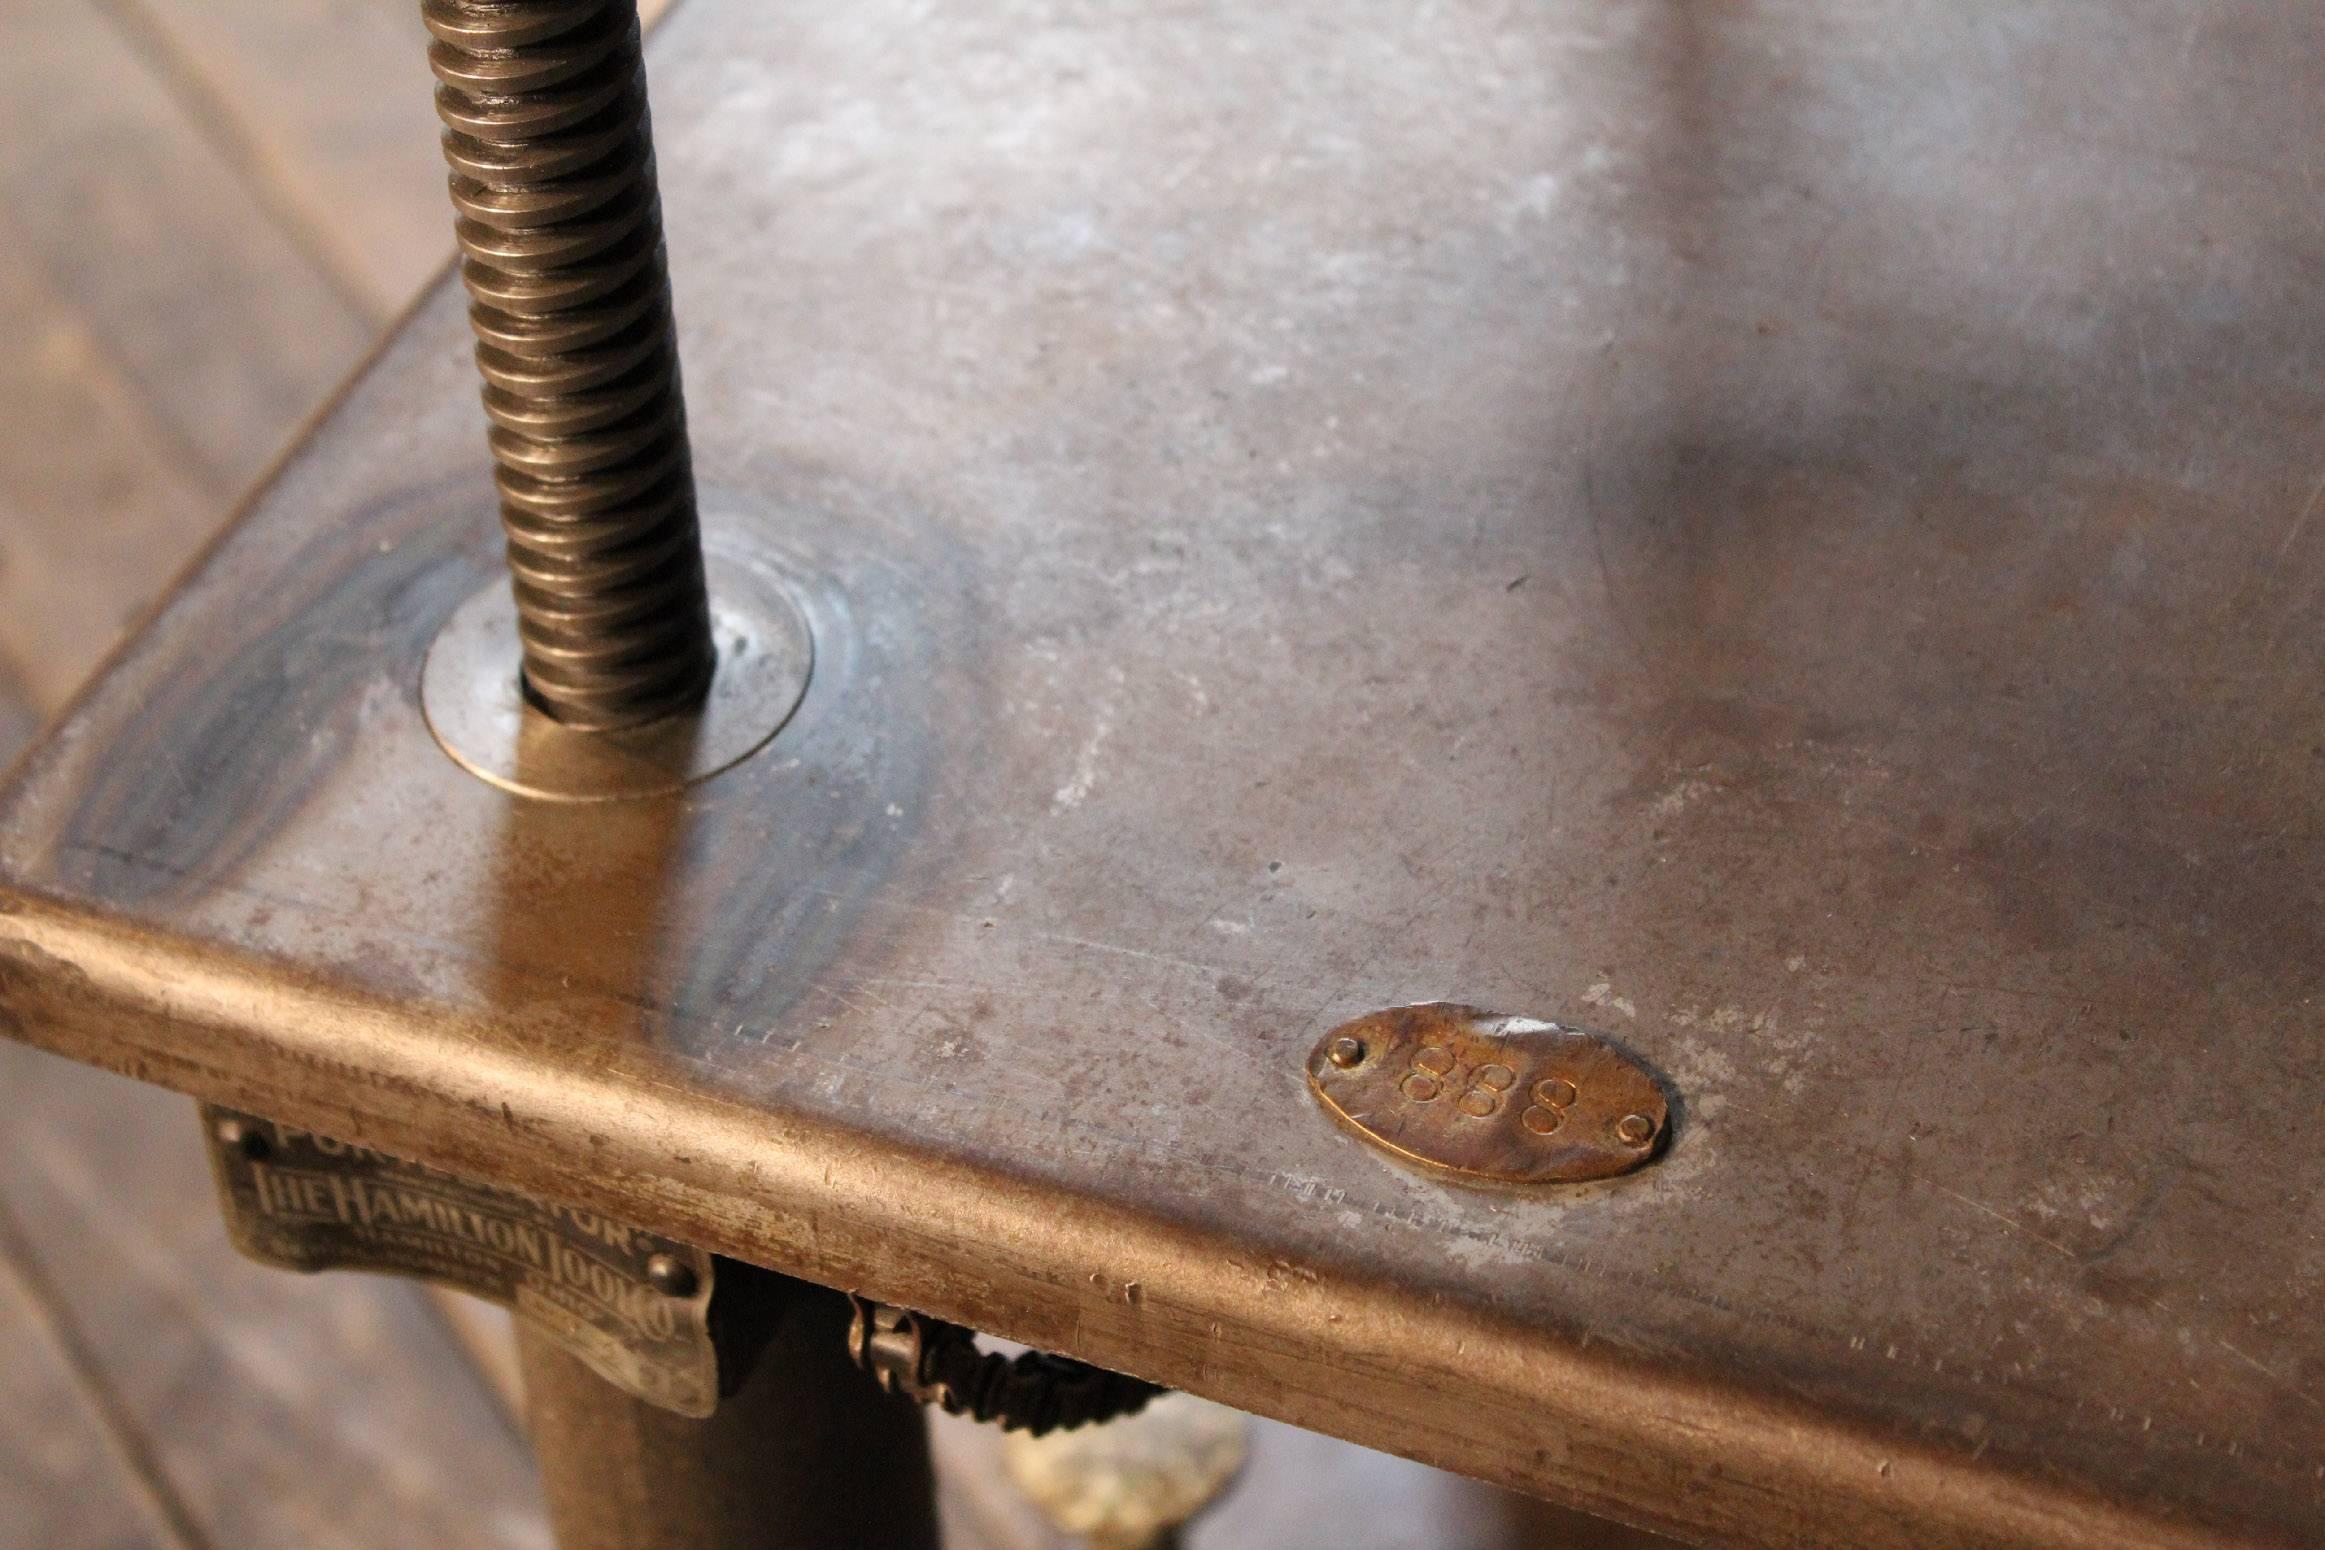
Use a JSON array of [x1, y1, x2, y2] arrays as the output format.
[[518, 1284, 939, 1550]]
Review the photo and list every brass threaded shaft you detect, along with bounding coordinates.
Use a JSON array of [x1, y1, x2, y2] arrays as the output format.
[[425, 0, 714, 730]]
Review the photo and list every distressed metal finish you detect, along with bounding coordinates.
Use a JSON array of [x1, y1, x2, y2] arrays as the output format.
[[202, 1103, 721, 1414], [3, 3, 2324, 1548], [428, 0, 715, 728], [1307, 1005, 1668, 1186]]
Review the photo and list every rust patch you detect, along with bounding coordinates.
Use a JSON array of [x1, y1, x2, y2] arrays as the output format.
[[1308, 1004, 1670, 1186]]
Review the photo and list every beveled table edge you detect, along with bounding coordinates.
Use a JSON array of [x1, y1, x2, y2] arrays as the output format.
[[0, 888, 2274, 1550]]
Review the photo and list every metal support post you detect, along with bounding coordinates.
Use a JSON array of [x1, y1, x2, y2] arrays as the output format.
[[518, 1281, 941, 1550]]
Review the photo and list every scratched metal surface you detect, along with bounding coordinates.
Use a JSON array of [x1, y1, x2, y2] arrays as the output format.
[[2, 2, 2322, 1547]]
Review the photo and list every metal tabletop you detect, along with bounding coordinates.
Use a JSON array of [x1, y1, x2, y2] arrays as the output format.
[[2, 3, 2319, 1546]]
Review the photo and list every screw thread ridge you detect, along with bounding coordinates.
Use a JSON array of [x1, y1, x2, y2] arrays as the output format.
[[426, 0, 712, 729]]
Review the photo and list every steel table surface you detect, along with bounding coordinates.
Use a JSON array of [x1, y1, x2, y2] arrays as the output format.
[[2, 2, 2320, 1547]]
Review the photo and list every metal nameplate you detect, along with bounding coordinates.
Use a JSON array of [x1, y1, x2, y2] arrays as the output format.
[[201, 1106, 717, 1416], [1308, 1004, 1671, 1186]]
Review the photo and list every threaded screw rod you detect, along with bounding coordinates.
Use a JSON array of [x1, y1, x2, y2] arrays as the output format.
[[424, 0, 714, 730]]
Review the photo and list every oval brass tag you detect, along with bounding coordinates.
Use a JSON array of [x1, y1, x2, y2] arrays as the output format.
[[1307, 1004, 1669, 1185]]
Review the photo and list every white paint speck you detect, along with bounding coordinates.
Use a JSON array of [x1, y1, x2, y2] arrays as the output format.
[[1582, 981, 1638, 1019], [1504, 171, 1563, 220], [1051, 706, 1114, 811], [1655, 778, 1714, 815]]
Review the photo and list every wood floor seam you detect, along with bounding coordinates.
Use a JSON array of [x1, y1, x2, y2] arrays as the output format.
[[84, 0, 392, 331]]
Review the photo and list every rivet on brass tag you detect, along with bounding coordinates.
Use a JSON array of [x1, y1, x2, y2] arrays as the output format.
[[1307, 1004, 1670, 1185]]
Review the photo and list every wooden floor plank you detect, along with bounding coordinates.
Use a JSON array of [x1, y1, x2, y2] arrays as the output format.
[[0, 1204, 193, 1550], [0, 0, 376, 497], [94, 0, 450, 322], [0, 1045, 550, 1550], [0, 231, 222, 715], [0, 658, 38, 774]]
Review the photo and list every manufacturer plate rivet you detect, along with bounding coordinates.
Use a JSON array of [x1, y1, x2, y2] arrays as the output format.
[[1616, 1113, 1656, 1148], [1327, 1036, 1367, 1069], [646, 1252, 699, 1298], [214, 1117, 270, 1161]]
